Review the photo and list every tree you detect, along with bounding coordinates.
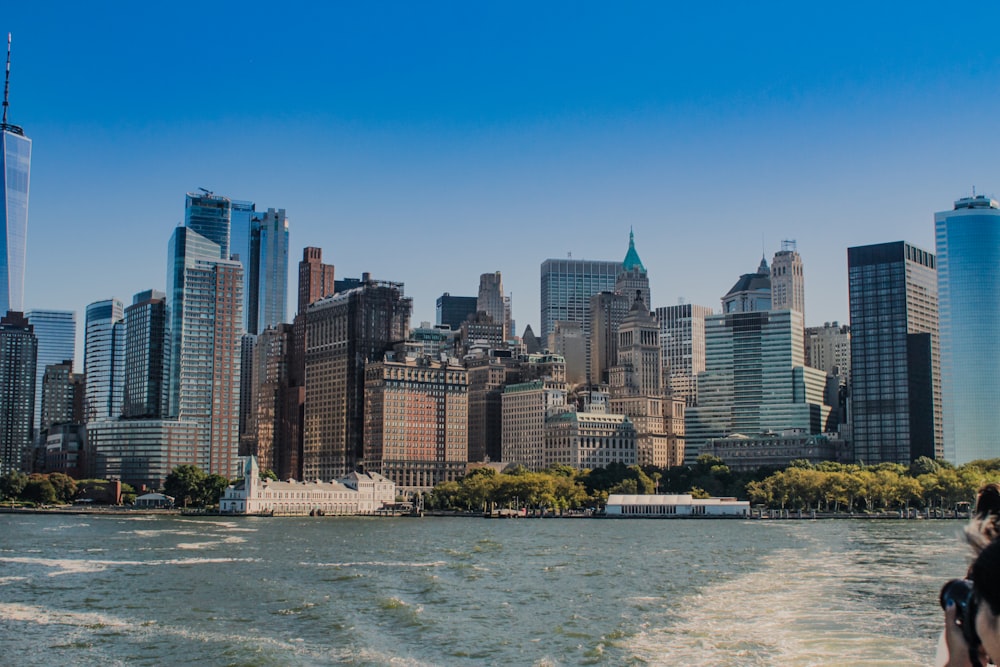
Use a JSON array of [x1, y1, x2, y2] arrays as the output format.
[[47, 473, 78, 504], [164, 465, 207, 507], [198, 474, 231, 507], [0, 470, 28, 501], [260, 469, 278, 481], [22, 475, 57, 505]]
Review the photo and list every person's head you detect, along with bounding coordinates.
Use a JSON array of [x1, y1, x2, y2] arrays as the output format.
[[971, 538, 1000, 661], [966, 483, 1000, 553]]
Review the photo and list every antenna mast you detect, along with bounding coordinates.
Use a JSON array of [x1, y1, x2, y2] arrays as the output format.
[[2, 33, 10, 126]]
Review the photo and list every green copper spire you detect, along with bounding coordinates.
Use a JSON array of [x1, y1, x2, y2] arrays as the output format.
[[622, 227, 645, 272]]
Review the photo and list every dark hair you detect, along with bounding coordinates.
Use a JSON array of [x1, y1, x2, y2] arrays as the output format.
[[966, 483, 1000, 554], [972, 538, 1000, 617]]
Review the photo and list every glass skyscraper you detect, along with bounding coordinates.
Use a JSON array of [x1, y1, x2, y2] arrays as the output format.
[[935, 196, 1000, 464], [247, 208, 289, 334], [184, 191, 232, 261], [84, 299, 125, 422], [1, 92, 31, 315], [24, 309, 76, 431], [539, 258, 620, 342], [847, 241, 941, 464]]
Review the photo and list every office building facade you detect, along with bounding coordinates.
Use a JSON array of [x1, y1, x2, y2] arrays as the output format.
[[0, 311, 36, 474], [436, 293, 478, 331], [771, 241, 805, 317], [1, 71, 30, 316], [540, 258, 620, 342], [184, 191, 231, 260], [84, 298, 125, 422], [656, 303, 713, 407], [247, 208, 289, 335], [848, 241, 941, 464], [122, 290, 168, 419], [935, 196, 1000, 464]]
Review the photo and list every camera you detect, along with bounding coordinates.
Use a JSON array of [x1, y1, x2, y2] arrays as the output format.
[[941, 578, 982, 662]]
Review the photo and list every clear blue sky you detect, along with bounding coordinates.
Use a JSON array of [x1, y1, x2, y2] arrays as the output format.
[[6, 2, 1000, 358]]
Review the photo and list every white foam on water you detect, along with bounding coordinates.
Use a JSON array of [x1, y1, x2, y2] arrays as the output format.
[[624, 540, 930, 666], [0, 555, 258, 576], [0, 576, 27, 586], [302, 560, 448, 568]]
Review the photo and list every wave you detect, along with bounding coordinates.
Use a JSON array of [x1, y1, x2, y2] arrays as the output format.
[[0, 555, 258, 576], [302, 560, 448, 568]]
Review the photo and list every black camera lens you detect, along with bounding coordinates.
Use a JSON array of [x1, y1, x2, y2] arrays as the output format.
[[941, 578, 982, 662]]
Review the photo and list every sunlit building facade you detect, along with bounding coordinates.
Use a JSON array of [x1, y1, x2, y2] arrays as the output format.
[[1, 110, 30, 316], [935, 196, 1000, 464]]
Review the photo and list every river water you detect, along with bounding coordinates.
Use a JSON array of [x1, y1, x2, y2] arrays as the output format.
[[0, 514, 970, 666]]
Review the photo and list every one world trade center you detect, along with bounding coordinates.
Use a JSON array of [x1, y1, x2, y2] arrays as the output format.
[[1, 33, 30, 315]]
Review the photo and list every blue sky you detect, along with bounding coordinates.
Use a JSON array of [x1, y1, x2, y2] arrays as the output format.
[[6, 2, 1000, 357]]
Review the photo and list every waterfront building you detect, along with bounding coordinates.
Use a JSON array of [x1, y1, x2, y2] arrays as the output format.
[[722, 257, 772, 313], [166, 224, 244, 478], [539, 257, 620, 343], [24, 309, 76, 430], [605, 493, 749, 517], [303, 275, 411, 481], [184, 190, 231, 260], [84, 298, 125, 422], [364, 353, 468, 492], [220, 456, 395, 515], [436, 293, 477, 331], [935, 196, 1000, 464], [86, 418, 200, 490], [700, 430, 849, 472], [848, 241, 941, 464], [545, 411, 637, 469], [122, 290, 167, 419], [656, 303, 713, 407], [246, 208, 289, 335], [685, 308, 831, 464], [501, 378, 567, 470], [1, 44, 30, 316], [0, 311, 36, 474], [770, 241, 805, 318]]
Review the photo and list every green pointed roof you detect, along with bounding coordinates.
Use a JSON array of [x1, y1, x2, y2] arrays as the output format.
[[622, 227, 645, 272]]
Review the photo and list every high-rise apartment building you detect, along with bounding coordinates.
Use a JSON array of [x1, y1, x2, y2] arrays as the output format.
[[84, 298, 125, 422], [0, 311, 36, 474], [848, 241, 941, 464], [184, 190, 232, 260], [246, 208, 289, 335], [24, 309, 76, 431], [229, 199, 256, 272], [685, 309, 830, 464], [364, 353, 469, 491], [122, 290, 167, 419], [1, 38, 30, 317], [656, 303, 713, 407], [436, 293, 477, 331], [540, 258, 620, 342], [166, 225, 244, 477], [40, 361, 84, 432], [771, 241, 805, 318], [303, 275, 411, 481], [935, 196, 1000, 464]]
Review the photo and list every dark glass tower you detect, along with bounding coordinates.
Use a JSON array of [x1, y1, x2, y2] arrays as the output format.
[[848, 241, 941, 464], [0, 311, 36, 474]]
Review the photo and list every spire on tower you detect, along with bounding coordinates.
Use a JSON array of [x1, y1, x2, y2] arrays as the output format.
[[2, 33, 23, 135]]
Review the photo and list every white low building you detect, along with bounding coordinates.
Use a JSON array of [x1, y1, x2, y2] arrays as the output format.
[[220, 456, 396, 516], [605, 493, 749, 517]]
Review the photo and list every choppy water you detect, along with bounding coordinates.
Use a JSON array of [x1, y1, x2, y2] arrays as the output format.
[[0, 514, 969, 666]]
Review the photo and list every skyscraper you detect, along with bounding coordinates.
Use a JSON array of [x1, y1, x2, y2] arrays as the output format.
[[848, 241, 941, 464], [84, 298, 125, 422], [935, 195, 1000, 464], [616, 229, 651, 311], [303, 275, 411, 481], [0, 311, 36, 474], [25, 309, 76, 431], [1, 35, 31, 316], [477, 272, 512, 339], [184, 190, 231, 260], [656, 303, 713, 407], [166, 224, 244, 477], [122, 290, 168, 419], [685, 309, 830, 464], [540, 258, 620, 342], [436, 293, 477, 331], [722, 257, 772, 313], [246, 208, 289, 335], [771, 240, 805, 317]]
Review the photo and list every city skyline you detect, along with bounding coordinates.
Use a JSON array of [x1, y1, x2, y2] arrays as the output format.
[[4, 5, 1000, 357]]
